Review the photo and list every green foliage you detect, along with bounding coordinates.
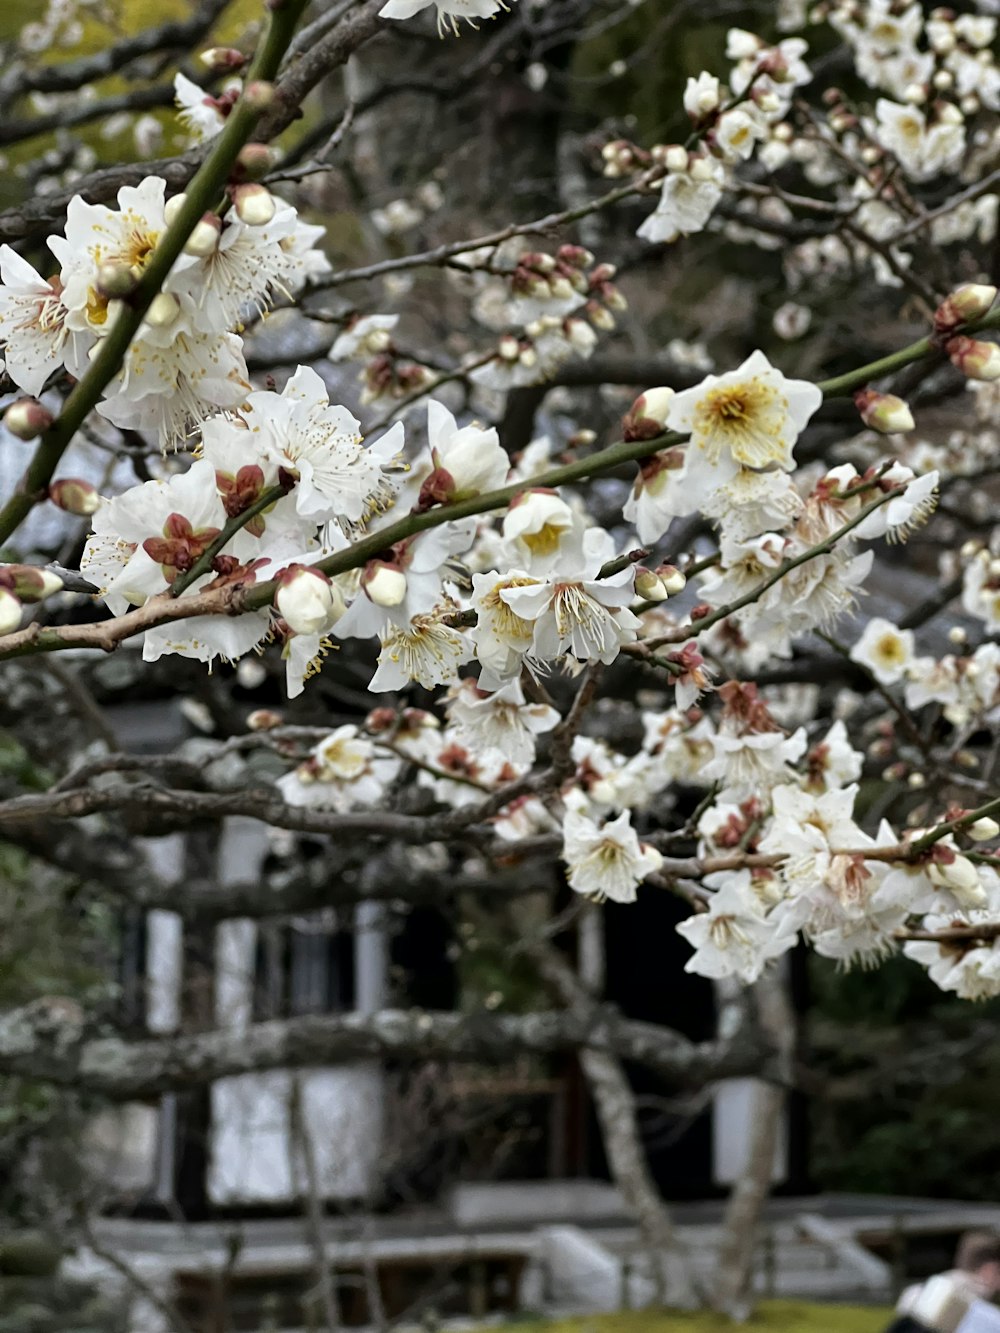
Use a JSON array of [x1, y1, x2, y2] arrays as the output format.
[[514, 1301, 892, 1331], [809, 952, 1000, 1200]]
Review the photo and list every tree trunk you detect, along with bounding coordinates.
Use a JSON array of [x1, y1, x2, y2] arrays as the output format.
[[710, 972, 795, 1320], [533, 911, 700, 1309]]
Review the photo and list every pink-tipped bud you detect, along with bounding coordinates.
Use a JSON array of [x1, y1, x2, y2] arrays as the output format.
[[231, 182, 276, 226], [5, 399, 53, 440], [587, 301, 616, 331], [274, 565, 344, 635], [946, 335, 1000, 381], [622, 386, 675, 442], [556, 244, 594, 269], [656, 563, 687, 595], [364, 562, 407, 608], [48, 478, 100, 516], [935, 283, 998, 333], [183, 213, 222, 257], [243, 80, 276, 111], [247, 708, 284, 731], [96, 262, 139, 299], [234, 143, 275, 180], [854, 389, 915, 434], [199, 46, 248, 71], [0, 589, 22, 636], [0, 564, 63, 602], [634, 568, 672, 602]]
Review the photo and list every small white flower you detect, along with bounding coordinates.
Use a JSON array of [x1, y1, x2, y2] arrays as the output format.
[[446, 676, 559, 765], [853, 467, 938, 541], [329, 314, 398, 362], [277, 725, 400, 812], [684, 71, 721, 119], [676, 873, 798, 983], [637, 158, 725, 245], [378, 0, 513, 38], [421, 399, 509, 501], [873, 98, 964, 182], [849, 617, 914, 685], [562, 807, 662, 903], [500, 528, 640, 667], [666, 349, 822, 496], [369, 607, 472, 692], [714, 108, 764, 162], [174, 72, 229, 141], [0, 245, 79, 396], [470, 568, 543, 688], [502, 490, 580, 573]]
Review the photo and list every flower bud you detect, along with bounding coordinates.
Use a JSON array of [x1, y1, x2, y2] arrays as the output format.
[[96, 262, 139, 299], [635, 568, 672, 601], [928, 851, 987, 907], [968, 817, 1000, 842], [854, 389, 915, 434], [274, 565, 344, 635], [145, 292, 181, 327], [587, 301, 616, 331], [0, 590, 22, 636], [656, 563, 687, 594], [4, 398, 53, 440], [689, 155, 717, 182], [234, 142, 276, 179], [231, 183, 276, 226], [164, 193, 187, 226], [935, 283, 998, 334], [183, 213, 222, 257], [200, 46, 248, 71], [622, 386, 675, 442], [946, 335, 1000, 381], [48, 478, 100, 516], [243, 80, 276, 111], [247, 708, 284, 731], [364, 563, 407, 608], [557, 244, 594, 269], [0, 564, 63, 602], [498, 335, 520, 361], [549, 275, 578, 302]]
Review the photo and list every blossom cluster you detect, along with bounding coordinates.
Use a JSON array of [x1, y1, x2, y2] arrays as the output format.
[[0, 174, 329, 445], [1, 0, 999, 1006]]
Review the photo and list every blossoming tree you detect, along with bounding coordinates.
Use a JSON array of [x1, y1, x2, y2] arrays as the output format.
[[1, 0, 1000, 1317]]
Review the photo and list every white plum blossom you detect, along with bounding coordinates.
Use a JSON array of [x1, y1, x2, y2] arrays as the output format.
[[666, 350, 823, 496], [173, 72, 230, 141], [637, 157, 725, 245], [419, 399, 509, 503], [0, 246, 77, 395], [872, 99, 964, 182], [277, 726, 401, 812], [561, 806, 662, 903], [676, 874, 799, 983], [330, 314, 398, 361], [246, 366, 394, 524], [445, 677, 559, 765], [378, 0, 514, 38], [369, 607, 472, 692], [849, 617, 915, 685], [500, 528, 641, 667]]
